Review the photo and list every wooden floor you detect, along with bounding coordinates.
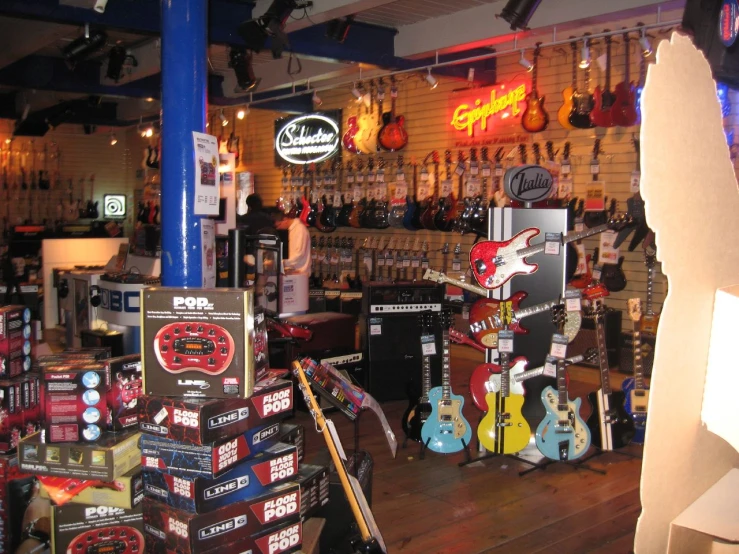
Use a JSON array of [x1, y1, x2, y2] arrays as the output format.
[[294, 345, 643, 554]]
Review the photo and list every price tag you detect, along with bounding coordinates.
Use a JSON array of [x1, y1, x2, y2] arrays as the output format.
[[565, 288, 582, 311], [543, 355, 558, 378], [558, 178, 573, 197], [455, 162, 466, 176], [417, 183, 429, 201], [421, 334, 437, 355], [356, 173, 364, 183], [420, 169, 429, 182], [333, 192, 341, 206], [368, 172, 376, 183], [470, 163, 479, 176], [482, 165, 492, 177], [396, 171, 405, 182], [592, 265, 602, 280], [584, 181, 606, 211], [394, 184, 407, 199], [421, 257, 430, 269], [377, 256, 384, 266], [440, 179, 453, 196], [452, 259, 461, 271], [376, 171, 385, 183], [498, 330, 514, 353], [346, 174, 355, 184], [574, 220, 584, 233], [330, 253, 340, 265], [311, 250, 318, 262], [402, 258, 410, 268], [386, 256, 394, 267], [363, 252, 371, 264], [494, 166, 504, 177], [544, 232, 561, 255], [366, 188, 375, 201], [561, 162, 571, 176], [411, 258, 420, 268], [590, 160, 600, 175], [598, 230, 620, 265], [466, 178, 481, 197], [341, 252, 352, 263], [352, 186, 362, 202], [550, 334, 568, 359], [630, 170, 641, 193]]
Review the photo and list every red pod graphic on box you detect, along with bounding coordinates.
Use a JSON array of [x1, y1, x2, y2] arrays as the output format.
[[249, 488, 300, 525], [154, 322, 235, 375], [251, 387, 293, 419], [255, 521, 302, 554], [66, 526, 144, 554]]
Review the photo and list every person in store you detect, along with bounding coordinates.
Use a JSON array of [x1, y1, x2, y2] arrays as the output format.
[[273, 210, 311, 277], [239, 194, 275, 234]]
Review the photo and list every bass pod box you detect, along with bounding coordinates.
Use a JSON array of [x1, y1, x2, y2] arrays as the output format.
[[142, 482, 300, 554], [141, 288, 258, 399], [143, 442, 298, 513], [138, 371, 292, 445]]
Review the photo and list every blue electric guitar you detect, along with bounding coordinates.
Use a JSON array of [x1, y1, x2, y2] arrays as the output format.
[[622, 298, 649, 444], [421, 309, 472, 454], [536, 306, 592, 461]]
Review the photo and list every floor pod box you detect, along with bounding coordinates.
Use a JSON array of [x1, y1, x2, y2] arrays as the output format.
[[18, 429, 141, 481], [142, 482, 300, 554], [145, 519, 302, 554], [141, 421, 283, 478], [141, 288, 260, 399], [143, 442, 298, 513], [295, 463, 330, 521], [51, 503, 144, 554], [138, 371, 292, 445], [39, 466, 144, 509]]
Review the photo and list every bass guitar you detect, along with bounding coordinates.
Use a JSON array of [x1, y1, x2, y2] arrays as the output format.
[[85, 174, 99, 219], [535, 306, 592, 461], [521, 43, 549, 133], [337, 161, 354, 226], [584, 282, 636, 450], [402, 311, 435, 443], [611, 30, 639, 127], [622, 297, 649, 444], [377, 76, 408, 151], [590, 31, 616, 128], [469, 214, 633, 290], [454, 148, 478, 234], [640, 244, 660, 334], [359, 157, 377, 228], [477, 303, 531, 453], [419, 151, 441, 230], [292, 361, 387, 554], [370, 157, 390, 229], [557, 39, 578, 130], [421, 309, 472, 454]]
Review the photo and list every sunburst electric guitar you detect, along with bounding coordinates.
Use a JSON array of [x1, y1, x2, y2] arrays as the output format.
[[622, 297, 649, 444], [535, 306, 592, 461], [420, 309, 472, 454]]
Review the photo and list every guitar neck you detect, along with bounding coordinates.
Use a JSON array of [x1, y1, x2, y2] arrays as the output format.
[[557, 358, 569, 410], [645, 264, 655, 315], [514, 298, 562, 322], [517, 222, 612, 258], [423, 270, 487, 297], [421, 352, 431, 401], [605, 39, 612, 90], [632, 322, 646, 391], [441, 330, 451, 400], [515, 353, 584, 383], [499, 352, 511, 398], [594, 304, 612, 395]]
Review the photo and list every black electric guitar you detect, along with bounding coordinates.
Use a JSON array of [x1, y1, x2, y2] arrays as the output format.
[[293, 361, 387, 554], [584, 282, 636, 450], [402, 311, 436, 443]]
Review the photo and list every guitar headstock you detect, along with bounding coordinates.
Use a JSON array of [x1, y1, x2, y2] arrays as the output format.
[[570, 39, 578, 54], [355, 159, 364, 173], [376, 78, 385, 99], [390, 74, 398, 97], [378, 156, 386, 171], [348, 237, 355, 249], [576, 199, 585, 218], [441, 242, 449, 255], [606, 212, 634, 231], [403, 237, 410, 251], [531, 142, 542, 164], [318, 236, 326, 248], [583, 347, 599, 365], [518, 143, 528, 165], [396, 155, 404, 171], [453, 243, 461, 255], [341, 236, 348, 249], [423, 268, 444, 283], [418, 310, 435, 331], [412, 237, 420, 252], [608, 198, 617, 217], [367, 157, 375, 171], [386, 237, 396, 251], [422, 240, 429, 254], [326, 236, 333, 248], [562, 141, 571, 162], [444, 150, 452, 170], [550, 304, 566, 331], [495, 146, 505, 164], [311, 235, 317, 248], [470, 147, 478, 164], [438, 308, 454, 330], [627, 298, 642, 322], [481, 147, 489, 164], [432, 150, 440, 166], [545, 141, 557, 162], [346, 161, 353, 174]]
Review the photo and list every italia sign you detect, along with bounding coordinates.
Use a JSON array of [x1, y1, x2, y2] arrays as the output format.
[[274, 110, 342, 166], [504, 164, 554, 204]]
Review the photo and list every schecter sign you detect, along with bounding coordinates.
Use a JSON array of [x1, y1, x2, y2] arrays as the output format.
[[274, 113, 340, 165], [504, 164, 554, 203]]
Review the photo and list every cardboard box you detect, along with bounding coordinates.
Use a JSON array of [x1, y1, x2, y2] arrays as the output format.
[[0, 379, 22, 453], [51, 502, 144, 554], [138, 373, 293, 445], [278, 423, 304, 463], [105, 354, 143, 430], [39, 466, 144, 509], [140, 422, 282, 478], [142, 482, 300, 554], [295, 464, 330, 522], [0, 306, 31, 379], [145, 518, 302, 554], [141, 288, 257, 399], [143, 442, 298, 513], [18, 430, 141, 481]]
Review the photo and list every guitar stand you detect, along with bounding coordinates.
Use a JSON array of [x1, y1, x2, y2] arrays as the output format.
[[518, 456, 606, 476], [569, 444, 642, 469], [458, 450, 538, 469], [419, 438, 471, 463]]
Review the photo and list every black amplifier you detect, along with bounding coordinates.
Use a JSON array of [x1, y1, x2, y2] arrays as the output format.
[[361, 282, 443, 315], [100, 272, 160, 285]]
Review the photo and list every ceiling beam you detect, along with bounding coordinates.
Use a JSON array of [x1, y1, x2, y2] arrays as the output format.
[[394, 0, 680, 58], [0, 17, 77, 70], [251, 0, 397, 32], [13, 98, 118, 136]]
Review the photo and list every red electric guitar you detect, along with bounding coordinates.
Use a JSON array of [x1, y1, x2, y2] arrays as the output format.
[[377, 76, 408, 151], [611, 30, 639, 127], [590, 32, 616, 128]]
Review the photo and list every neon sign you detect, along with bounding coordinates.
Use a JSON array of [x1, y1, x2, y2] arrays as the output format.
[[450, 83, 527, 136], [274, 111, 342, 166]]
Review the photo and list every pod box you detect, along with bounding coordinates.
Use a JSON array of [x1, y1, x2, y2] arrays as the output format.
[[141, 288, 258, 399], [142, 482, 300, 554], [144, 518, 302, 554], [51, 503, 144, 554], [140, 422, 282, 479], [143, 442, 298, 513], [138, 372, 292, 445], [39, 466, 144, 509]]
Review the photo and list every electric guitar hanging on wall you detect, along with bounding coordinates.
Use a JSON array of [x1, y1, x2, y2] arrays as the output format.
[[377, 76, 408, 151], [477, 303, 531, 454], [402, 311, 435, 443], [469, 214, 633, 290], [611, 30, 639, 127], [535, 306, 592, 461], [521, 43, 549, 133], [590, 31, 616, 128], [420, 309, 472, 454], [292, 361, 387, 554], [622, 297, 649, 444], [584, 283, 636, 450], [557, 40, 578, 130], [569, 34, 596, 129]]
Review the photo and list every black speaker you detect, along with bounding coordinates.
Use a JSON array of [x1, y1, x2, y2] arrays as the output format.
[[361, 313, 442, 402], [81, 329, 125, 357]]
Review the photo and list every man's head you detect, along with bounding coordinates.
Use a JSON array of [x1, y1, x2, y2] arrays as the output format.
[[270, 207, 292, 230], [246, 194, 263, 211]]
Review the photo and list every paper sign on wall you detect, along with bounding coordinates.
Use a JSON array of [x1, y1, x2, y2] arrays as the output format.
[[193, 132, 220, 215], [598, 230, 620, 264], [584, 181, 606, 212]]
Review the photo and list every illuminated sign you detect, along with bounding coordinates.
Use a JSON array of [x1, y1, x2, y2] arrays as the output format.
[[103, 194, 127, 219], [504, 164, 554, 203], [450, 83, 527, 136], [274, 110, 342, 166]]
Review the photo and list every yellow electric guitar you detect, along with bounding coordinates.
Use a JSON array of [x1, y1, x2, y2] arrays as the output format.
[[477, 303, 531, 454]]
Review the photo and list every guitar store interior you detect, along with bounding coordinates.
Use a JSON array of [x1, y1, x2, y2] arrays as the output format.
[[2, 1, 738, 553]]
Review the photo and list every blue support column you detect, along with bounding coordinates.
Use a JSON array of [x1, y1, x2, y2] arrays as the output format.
[[160, 0, 207, 287]]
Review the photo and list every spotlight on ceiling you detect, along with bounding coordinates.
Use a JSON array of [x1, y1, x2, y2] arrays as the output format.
[[326, 15, 354, 43], [237, 0, 302, 59], [579, 39, 591, 69], [237, 108, 246, 120], [424, 68, 438, 89], [106, 44, 138, 82], [312, 89, 322, 107], [220, 109, 229, 126], [639, 26, 653, 56], [109, 129, 117, 146], [518, 50, 533, 71], [351, 82, 364, 102], [229, 47, 261, 93], [63, 25, 108, 69], [94, 0, 109, 13], [498, 0, 542, 31]]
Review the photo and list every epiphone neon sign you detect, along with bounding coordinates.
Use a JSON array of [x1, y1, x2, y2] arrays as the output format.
[[450, 83, 527, 137], [274, 111, 341, 165]]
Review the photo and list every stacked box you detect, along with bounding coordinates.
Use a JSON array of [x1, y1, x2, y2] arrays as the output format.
[[39, 466, 143, 509], [0, 306, 32, 378], [0, 454, 34, 553], [51, 502, 144, 554]]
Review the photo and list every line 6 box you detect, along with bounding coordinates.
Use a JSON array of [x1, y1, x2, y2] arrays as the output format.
[[138, 371, 292, 445], [140, 422, 282, 478], [143, 442, 298, 513], [142, 482, 300, 554], [141, 287, 261, 399]]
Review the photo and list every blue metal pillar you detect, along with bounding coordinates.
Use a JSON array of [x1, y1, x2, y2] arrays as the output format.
[[160, 0, 207, 287]]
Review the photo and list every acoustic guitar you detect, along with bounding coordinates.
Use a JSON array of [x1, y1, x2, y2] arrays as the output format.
[[612, 30, 639, 127], [377, 76, 408, 151], [590, 32, 616, 128], [521, 44, 549, 133], [622, 297, 649, 444], [557, 40, 578, 130]]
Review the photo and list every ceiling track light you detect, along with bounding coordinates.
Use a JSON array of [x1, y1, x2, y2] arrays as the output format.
[[499, 0, 543, 31], [312, 89, 323, 107], [237, 0, 300, 59], [220, 109, 229, 126], [639, 27, 653, 56], [425, 68, 439, 89], [63, 24, 108, 69], [519, 50, 533, 71], [579, 39, 591, 69], [351, 82, 364, 102], [94, 0, 109, 14], [109, 129, 117, 146], [229, 47, 261, 93]]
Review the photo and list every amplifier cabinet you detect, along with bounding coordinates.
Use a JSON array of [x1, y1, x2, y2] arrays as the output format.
[[567, 309, 623, 368], [619, 331, 656, 377]]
